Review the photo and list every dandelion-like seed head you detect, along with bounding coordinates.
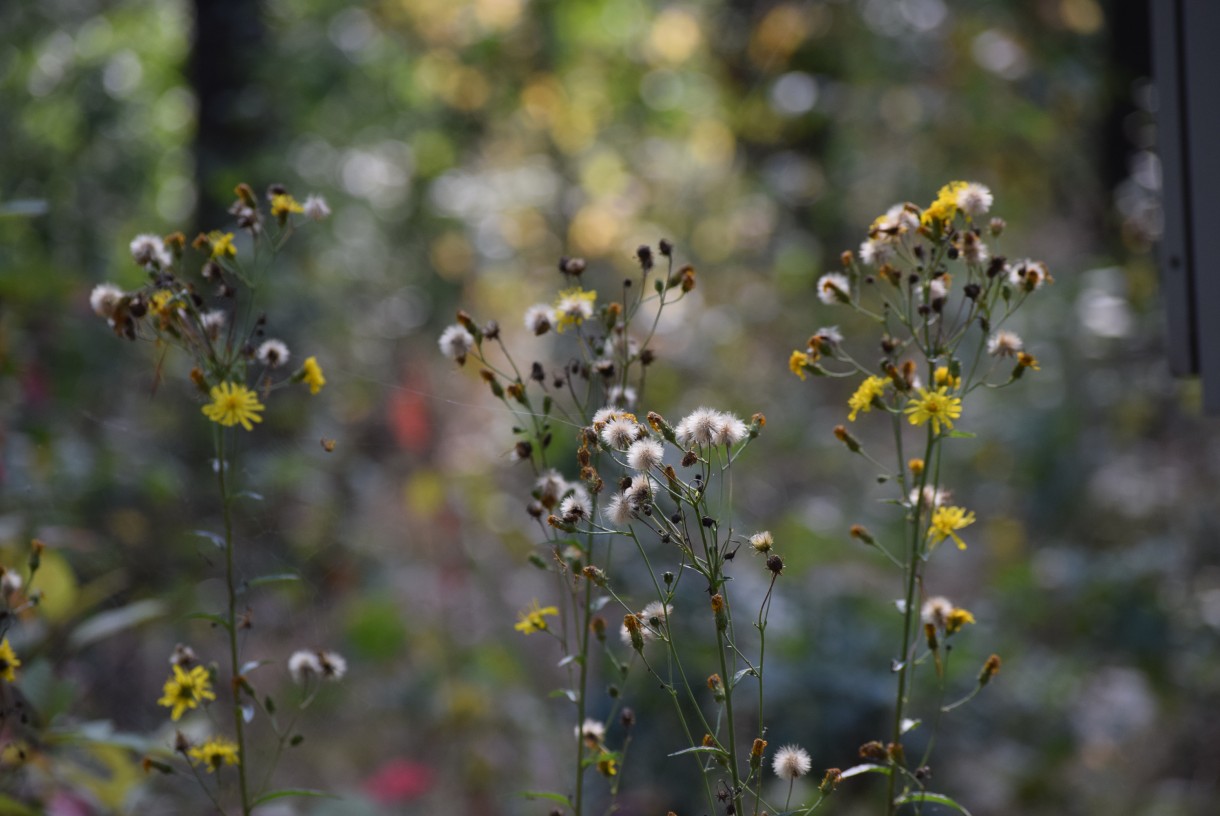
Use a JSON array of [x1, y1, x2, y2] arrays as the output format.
[[859, 238, 894, 266], [577, 719, 606, 748], [257, 339, 291, 368], [675, 407, 720, 447], [89, 283, 125, 318], [438, 324, 476, 364], [130, 234, 173, 268], [772, 744, 812, 780], [607, 384, 638, 409], [288, 650, 323, 683], [909, 486, 950, 511], [817, 272, 850, 305], [524, 304, 555, 336], [602, 493, 634, 526], [955, 182, 993, 218], [921, 596, 954, 629], [316, 650, 347, 681], [626, 438, 664, 472], [559, 488, 591, 522], [170, 643, 197, 668], [302, 194, 331, 221], [750, 530, 773, 554], [988, 330, 1023, 357], [200, 310, 226, 340], [601, 417, 639, 450], [713, 412, 748, 446], [535, 469, 568, 509], [624, 476, 655, 511]]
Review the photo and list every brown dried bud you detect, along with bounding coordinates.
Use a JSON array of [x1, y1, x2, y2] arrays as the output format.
[[681, 450, 698, 468], [886, 742, 904, 763], [590, 615, 607, 640], [859, 740, 887, 760], [850, 524, 875, 545], [234, 183, 257, 207], [710, 593, 728, 631], [766, 554, 784, 575], [834, 425, 862, 453], [819, 768, 842, 794], [979, 654, 1002, 686]]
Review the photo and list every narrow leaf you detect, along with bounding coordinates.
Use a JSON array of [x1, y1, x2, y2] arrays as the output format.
[[549, 688, 578, 703], [234, 490, 264, 501], [246, 573, 300, 589], [250, 789, 336, 807], [947, 430, 977, 439], [185, 612, 233, 632], [841, 763, 890, 779], [521, 791, 572, 806], [894, 792, 973, 815], [668, 746, 730, 760], [730, 667, 756, 689], [191, 530, 225, 549], [69, 599, 167, 649]]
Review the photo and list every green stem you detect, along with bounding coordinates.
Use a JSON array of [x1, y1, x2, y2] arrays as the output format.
[[216, 429, 252, 815]]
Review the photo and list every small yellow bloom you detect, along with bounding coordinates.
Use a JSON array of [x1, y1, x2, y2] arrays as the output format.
[[187, 737, 240, 772], [0, 638, 21, 682], [789, 350, 811, 380], [908, 458, 925, 477], [904, 387, 963, 435], [553, 288, 597, 333], [149, 290, 181, 322], [270, 193, 304, 217], [302, 356, 326, 394], [209, 231, 237, 259], [202, 382, 265, 431], [920, 181, 967, 227], [934, 366, 961, 390], [1017, 352, 1040, 371], [597, 754, 618, 777], [514, 599, 559, 635], [158, 664, 216, 721], [928, 505, 976, 550], [945, 607, 976, 635], [848, 376, 889, 422]]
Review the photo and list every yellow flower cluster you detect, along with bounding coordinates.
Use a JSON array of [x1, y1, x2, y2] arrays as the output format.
[[920, 181, 966, 227], [188, 737, 240, 772], [514, 599, 559, 635], [928, 505, 976, 550], [157, 664, 216, 721], [848, 376, 889, 421]]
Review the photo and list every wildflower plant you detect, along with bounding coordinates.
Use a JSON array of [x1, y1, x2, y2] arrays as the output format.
[[790, 182, 1046, 814], [441, 245, 789, 816], [91, 183, 344, 814]]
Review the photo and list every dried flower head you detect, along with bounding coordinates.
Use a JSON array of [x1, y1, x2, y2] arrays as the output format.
[[90, 283, 125, 318], [302, 194, 331, 221], [987, 330, 1023, 357], [438, 324, 476, 364], [626, 437, 664, 472], [288, 650, 323, 683], [772, 744, 812, 780], [817, 272, 850, 305], [257, 339, 291, 368]]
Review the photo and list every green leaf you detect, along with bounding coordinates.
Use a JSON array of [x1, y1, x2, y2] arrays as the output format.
[[590, 595, 611, 612], [947, 430, 977, 439], [245, 573, 300, 589], [69, 599, 167, 650], [250, 789, 337, 807], [893, 792, 973, 815], [185, 612, 233, 633], [841, 763, 891, 779], [0, 793, 41, 815], [549, 688, 578, 703], [521, 791, 572, 807]]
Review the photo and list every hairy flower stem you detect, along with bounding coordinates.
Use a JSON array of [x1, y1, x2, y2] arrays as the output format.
[[886, 428, 934, 816], [216, 429, 252, 815], [574, 572, 593, 815], [716, 603, 744, 816]]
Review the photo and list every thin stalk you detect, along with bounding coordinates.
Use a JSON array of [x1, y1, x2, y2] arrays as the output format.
[[215, 429, 252, 815]]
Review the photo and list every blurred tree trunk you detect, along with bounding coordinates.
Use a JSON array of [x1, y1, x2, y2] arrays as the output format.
[[190, 0, 267, 230]]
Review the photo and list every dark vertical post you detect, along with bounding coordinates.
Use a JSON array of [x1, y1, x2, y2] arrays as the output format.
[[190, 0, 267, 229]]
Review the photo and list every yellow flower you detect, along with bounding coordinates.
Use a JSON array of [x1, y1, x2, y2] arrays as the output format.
[[1017, 352, 1040, 371], [789, 350, 811, 380], [0, 638, 21, 682], [597, 754, 619, 777], [945, 607, 976, 635], [934, 366, 960, 390], [270, 193, 304, 217], [904, 387, 962, 435], [149, 290, 181, 321], [514, 599, 559, 635], [202, 382, 265, 431], [928, 505, 976, 550], [158, 664, 216, 721], [209, 231, 237, 259], [187, 737, 240, 773], [553, 288, 597, 333], [301, 356, 326, 394], [920, 181, 966, 227], [848, 376, 889, 422]]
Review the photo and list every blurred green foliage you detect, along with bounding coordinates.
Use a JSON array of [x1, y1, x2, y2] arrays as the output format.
[[3, 0, 1217, 814]]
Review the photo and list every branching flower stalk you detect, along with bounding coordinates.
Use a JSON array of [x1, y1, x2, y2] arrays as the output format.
[[442, 244, 793, 816], [793, 181, 1046, 814], [91, 184, 342, 813]]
